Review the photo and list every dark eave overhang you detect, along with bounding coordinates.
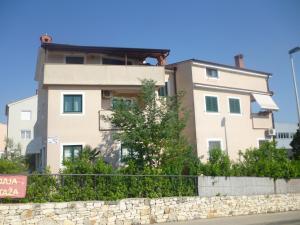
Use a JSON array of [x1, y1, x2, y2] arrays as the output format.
[[41, 43, 170, 60]]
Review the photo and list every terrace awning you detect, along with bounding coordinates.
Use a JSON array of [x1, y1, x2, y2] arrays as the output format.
[[252, 93, 279, 111]]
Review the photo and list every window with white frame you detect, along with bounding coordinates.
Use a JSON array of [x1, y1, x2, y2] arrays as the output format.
[[205, 96, 219, 113], [206, 68, 219, 78], [21, 130, 31, 139], [62, 145, 82, 161], [63, 94, 83, 113], [229, 98, 241, 114], [21, 111, 31, 120], [208, 140, 222, 151]]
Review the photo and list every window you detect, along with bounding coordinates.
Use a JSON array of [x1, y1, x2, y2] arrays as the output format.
[[63, 95, 82, 113], [158, 82, 168, 96], [206, 68, 219, 78], [21, 130, 31, 139], [208, 140, 221, 151], [112, 97, 133, 109], [21, 111, 31, 120], [258, 139, 268, 147], [229, 98, 241, 114], [65, 56, 84, 64], [120, 144, 129, 162], [63, 145, 82, 161], [205, 96, 218, 113]]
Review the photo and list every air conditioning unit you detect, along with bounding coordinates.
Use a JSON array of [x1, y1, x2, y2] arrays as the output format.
[[266, 128, 276, 136], [102, 90, 112, 99]]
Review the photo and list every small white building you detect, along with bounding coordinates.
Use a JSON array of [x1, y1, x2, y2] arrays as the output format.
[[275, 122, 298, 153], [5, 95, 39, 157]]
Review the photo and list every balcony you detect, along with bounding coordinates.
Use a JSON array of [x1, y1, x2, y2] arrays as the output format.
[[43, 64, 166, 86], [99, 110, 116, 131], [251, 112, 272, 129]]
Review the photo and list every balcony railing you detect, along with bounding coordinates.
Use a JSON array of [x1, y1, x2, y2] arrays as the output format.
[[99, 110, 116, 131], [251, 112, 272, 129], [43, 64, 166, 86]]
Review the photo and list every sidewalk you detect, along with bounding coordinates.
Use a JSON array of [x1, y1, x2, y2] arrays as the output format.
[[159, 211, 300, 225]]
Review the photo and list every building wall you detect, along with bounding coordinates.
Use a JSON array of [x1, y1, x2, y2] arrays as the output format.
[[45, 85, 149, 172], [6, 96, 38, 155], [275, 122, 297, 149], [0, 123, 7, 154], [175, 61, 274, 160], [191, 63, 269, 92], [193, 88, 269, 160], [174, 61, 197, 147]]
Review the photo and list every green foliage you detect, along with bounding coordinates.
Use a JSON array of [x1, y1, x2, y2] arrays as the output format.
[[109, 79, 198, 175], [236, 141, 297, 179], [202, 148, 232, 176], [0, 158, 27, 174], [290, 129, 300, 160]]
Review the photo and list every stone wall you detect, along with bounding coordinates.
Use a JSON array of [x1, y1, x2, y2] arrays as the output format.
[[0, 194, 300, 225]]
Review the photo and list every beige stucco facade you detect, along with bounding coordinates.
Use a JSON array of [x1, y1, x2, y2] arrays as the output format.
[[0, 123, 7, 154], [35, 45, 172, 172], [34, 39, 277, 171], [169, 60, 277, 160], [6, 95, 38, 155]]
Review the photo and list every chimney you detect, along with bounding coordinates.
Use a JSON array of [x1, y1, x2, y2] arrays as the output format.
[[234, 54, 244, 68], [40, 34, 52, 44]]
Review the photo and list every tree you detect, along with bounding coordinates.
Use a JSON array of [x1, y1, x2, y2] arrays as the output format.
[[108, 79, 199, 174], [236, 141, 296, 179], [290, 129, 300, 160]]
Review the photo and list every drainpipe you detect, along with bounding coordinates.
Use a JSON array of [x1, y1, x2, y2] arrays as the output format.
[[173, 67, 177, 95]]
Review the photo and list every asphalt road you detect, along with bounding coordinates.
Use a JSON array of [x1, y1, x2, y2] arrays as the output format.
[[160, 211, 300, 225]]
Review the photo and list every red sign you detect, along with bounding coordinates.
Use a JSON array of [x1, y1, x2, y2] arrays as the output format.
[[0, 175, 27, 198]]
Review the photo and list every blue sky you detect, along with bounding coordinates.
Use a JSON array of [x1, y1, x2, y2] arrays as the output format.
[[0, 0, 299, 123]]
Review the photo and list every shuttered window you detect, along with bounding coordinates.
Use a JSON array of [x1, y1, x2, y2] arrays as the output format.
[[205, 96, 218, 112], [229, 98, 241, 114]]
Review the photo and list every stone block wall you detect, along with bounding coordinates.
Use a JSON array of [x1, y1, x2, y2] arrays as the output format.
[[0, 194, 300, 225]]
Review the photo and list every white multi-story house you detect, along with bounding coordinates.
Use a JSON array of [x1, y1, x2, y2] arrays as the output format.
[[167, 55, 279, 160], [5, 95, 39, 158]]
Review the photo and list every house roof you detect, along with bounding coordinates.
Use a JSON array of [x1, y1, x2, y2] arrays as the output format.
[[5, 95, 37, 116], [167, 59, 272, 76], [41, 43, 170, 60]]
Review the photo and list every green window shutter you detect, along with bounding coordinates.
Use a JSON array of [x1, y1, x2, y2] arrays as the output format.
[[206, 96, 218, 112], [229, 98, 241, 114]]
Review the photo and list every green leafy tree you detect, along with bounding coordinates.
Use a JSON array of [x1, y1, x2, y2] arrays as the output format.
[[290, 129, 300, 160], [237, 141, 296, 179], [109, 79, 198, 174]]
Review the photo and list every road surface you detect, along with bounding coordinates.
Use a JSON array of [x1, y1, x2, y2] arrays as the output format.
[[160, 211, 300, 225]]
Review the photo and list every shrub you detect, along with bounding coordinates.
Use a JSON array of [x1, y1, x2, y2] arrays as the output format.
[[201, 148, 232, 176], [236, 141, 297, 179]]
